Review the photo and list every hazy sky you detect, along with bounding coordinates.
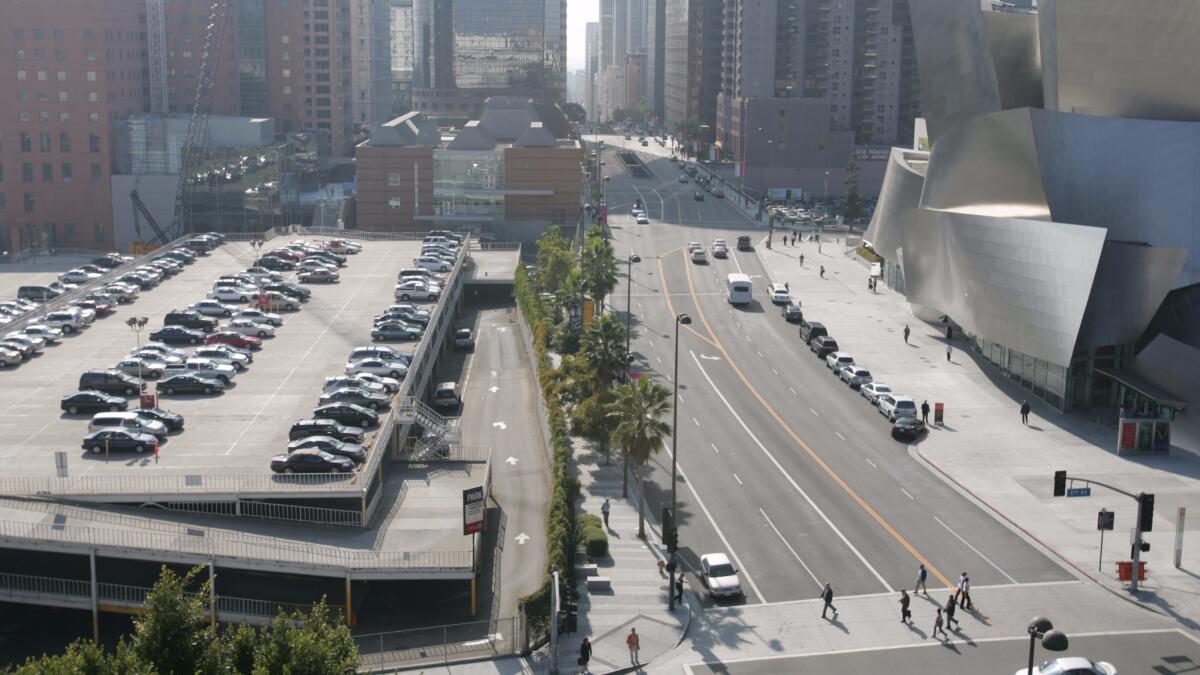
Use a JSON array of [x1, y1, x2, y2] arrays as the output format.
[[566, 0, 597, 73]]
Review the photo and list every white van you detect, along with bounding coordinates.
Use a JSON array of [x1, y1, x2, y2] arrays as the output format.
[[726, 273, 753, 305], [88, 411, 168, 438]]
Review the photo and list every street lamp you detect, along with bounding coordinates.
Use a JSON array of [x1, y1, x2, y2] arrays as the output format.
[[126, 316, 149, 392], [668, 312, 692, 610], [1025, 617, 1069, 675], [624, 252, 641, 380]]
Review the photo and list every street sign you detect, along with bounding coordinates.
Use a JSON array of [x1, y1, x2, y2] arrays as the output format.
[[1097, 509, 1115, 531], [463, 485, 485, 535], [1068, 487, 1092, 497]]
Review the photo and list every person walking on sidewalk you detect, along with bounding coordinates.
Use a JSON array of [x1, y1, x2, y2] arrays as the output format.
[[799, 253, 805, 267], [579, 637, 592, 673], [946, 343, 952, 362], [921, 400, 930, 423], [627, 628, 640, 664], [915, 563, 928, 594], [933, 607, 947, 640], [899, 589, 912, 624], [675, 575, 685, 605], [601, 498, 611, 529], [820, 265, 826, 279], [945, 594, 959, 630], [820, 582, 837, 619], [959, 573, 973, 610], [903, 324, 910, 344], [1020, 400, 1031, 425]]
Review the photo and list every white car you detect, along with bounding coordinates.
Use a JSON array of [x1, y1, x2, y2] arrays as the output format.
[[222, 319, 275, 338], [768, 283, 790, 304], [636, 214, 650, 225], [297, 258, 337, 272], [39, 311, 86, 333], [413, 257, 452, 272], [839, 366, 872, 389], [136, 343, 187, 361], [112, 358, 166, 378], [132, 348, 184, 365], [2, 334, 44, 353], [60, 269, 102, 284], [691, 248, 707, 264], [351, 372, 401, 393], [860, 382, 892, 405], [700, 553, 743, 599], [103, 283, 139, 302], [687, 241, 702, 252], [712, 239, 728, 258], [191, 346, 250, 370], [384, 304, 431, 321], [189, 300, 239, 318], [167, 358, 237, 383], [323, 376, 389, 395], [18, 325, 63, 344], [232, 309, 282, 326], [207, 287, 256, 303], [1014, 657, 1117, 675], [394, 282, 441, 301], [878, 394, 918, 421], [825, 351, 854, 372], [346, 358, 409, 380], [0, 347, 21, 367]]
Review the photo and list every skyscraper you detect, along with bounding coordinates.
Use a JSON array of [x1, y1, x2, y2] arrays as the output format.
[[585, 22, 600, 121], [664, 0, 723, 142], [352, 0, 394, 127], [411, 0, 567, 120]]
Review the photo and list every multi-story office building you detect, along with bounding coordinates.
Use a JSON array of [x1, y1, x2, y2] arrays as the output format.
[[664, 0, 723, 144], [585, 22, 600, 121], [390, 0, 415, 116], [596, 0, 653, 120], [0, 0, 146, 257], [411, 0, 567, 121], [351, 0, 394, 127]]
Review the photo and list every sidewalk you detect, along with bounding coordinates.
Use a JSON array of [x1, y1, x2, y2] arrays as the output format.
[[753, 234, 1200, 636]]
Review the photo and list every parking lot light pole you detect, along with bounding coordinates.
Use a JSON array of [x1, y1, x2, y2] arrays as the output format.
[[126, 316, 149, 391], [669, 313, 692, 611]]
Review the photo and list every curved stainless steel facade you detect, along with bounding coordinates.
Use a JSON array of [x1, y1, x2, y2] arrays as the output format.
[[864, 148, 927, 262]]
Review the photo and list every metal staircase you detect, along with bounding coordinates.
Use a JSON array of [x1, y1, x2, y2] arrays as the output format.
[[395, 397, 461, 460]]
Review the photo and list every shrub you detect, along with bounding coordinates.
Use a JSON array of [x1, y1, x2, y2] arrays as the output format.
[[578, 513, 608, 559]]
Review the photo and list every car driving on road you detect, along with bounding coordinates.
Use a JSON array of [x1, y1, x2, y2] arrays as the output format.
[[700, 553, 743, 599]]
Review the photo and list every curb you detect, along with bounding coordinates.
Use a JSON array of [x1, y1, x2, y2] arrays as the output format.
[[598, 595, 695, 675]]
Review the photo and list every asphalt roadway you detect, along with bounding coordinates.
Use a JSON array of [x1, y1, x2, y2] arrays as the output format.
[[601, 148, 1072, 605], [682, 630, 1200, 674]]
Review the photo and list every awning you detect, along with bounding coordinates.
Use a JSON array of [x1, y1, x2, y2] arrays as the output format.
[[1095, 368, 1188, 410]]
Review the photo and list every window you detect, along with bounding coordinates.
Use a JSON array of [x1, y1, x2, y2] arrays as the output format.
[[88, 112, 99, 123], [94, 223, 104, 244], [19, 133, 31, 153], [19, 112, 29, 122], [38, 91, 48, 102], [388, 197, 403, 209], [62, 223, 74, 242], [39, 112, 49, 122], [90, 163, 101, 182], [86, 50, 96, 61], [58, 91, 68, 102], [387, 173, 403, 186], [282, 68, 291, 78], [56, 70, 66, 81], [58, 112, 69, 122], [15, 49, 26, 60], [39, 133, 51, 152], [282, 85, 291, 95], [22, 163, 33, 182], [23, 193, 35, 213], [84, 30, 94, 40], [0, 164, 4, 183], [88, 91, 97, 102], [17, 70, 27, 80], [55, 50, 65, 60], [61, 163, 72, 182], [36, 70, 46, 81], [13, 29, 24, 40], [88, 134, 100, 153], [53, 29, 63, 40], [59, 132, 70, 152], [87, 71, 96, 82], [32, 29, 44, 39], [41, 163, 53, 182], [282, 35, 290, 44]]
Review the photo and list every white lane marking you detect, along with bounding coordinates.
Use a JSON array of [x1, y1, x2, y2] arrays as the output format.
[[648, 340, 655, 349], [810, 408, 819, 416], [733, 473, 743, 486], [689, 350, 893, 592], [710, 443, 719, 454], [732, 249, 744, 274], [900, 488, 915, 501], [934, 516, 1018, 585], [656, 356, 662, 364], [515, 533, 530, 545], [736, 322, 742, 328], [692, 417, 700, 427], [746, 335, 752, 342], [789, 386, 797, 394], [461, 340, 478, 394], [678, 394, 684, 403], [760, 508, 823, 591], [492, 421, 507, 430], [771, 368, 778, 375], [835, 432, 845, 441], [865, 457, 877, 469]]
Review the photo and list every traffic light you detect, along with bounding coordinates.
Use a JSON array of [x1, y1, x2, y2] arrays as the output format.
[[1053, 470, 1067, 497], [662, 507, 678, 553], [1138, 493, 1155, 532]]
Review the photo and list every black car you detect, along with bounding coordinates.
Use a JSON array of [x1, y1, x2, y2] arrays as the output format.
[[289, 419, 367, 444], [737, 235, 753, 251], [313, 402, 379, 428], [271, 449, 355, 474], [891, 416, 927, 441], [82, 428, 158, 455], [810, 335, 839, 358], [799, 320, 828, 344], [265, 282, 311, 300], [308, 251, 346, 266], [91, 256, 123, 270], [158, 373, 226, 395], [163, 310, 218, 332], [693, 191, 705, 201], [61, 390, 128, 414], [134, 406, 185, 431], [162, 250, 195, 265], [287, 436, 367, 462], [116, 273, 155, 290], [256, 256, 295, 271], [79, 370, 144, 396], [781, 303, 803, 322], [150, 325, 207, 345]]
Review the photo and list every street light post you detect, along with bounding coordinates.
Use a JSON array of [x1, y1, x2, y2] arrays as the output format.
[[1025, 616, 1069, 675], [621, 252, 641, 493], [668, 312, 692, 611], [126, 316, 149, 393]]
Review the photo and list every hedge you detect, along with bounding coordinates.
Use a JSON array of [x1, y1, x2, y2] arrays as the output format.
[[515, 263, 578, 641], [577, 513, 608, 559]]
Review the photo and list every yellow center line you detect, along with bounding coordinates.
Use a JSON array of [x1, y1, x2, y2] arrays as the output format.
[[676, 246, 955, 591], [655, 255, 718, 349]]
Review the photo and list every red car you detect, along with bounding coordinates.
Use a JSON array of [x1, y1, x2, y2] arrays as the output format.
[[268, 249, 304, 261], [206, 331, 262, 350], [73, 300, 114, 317]]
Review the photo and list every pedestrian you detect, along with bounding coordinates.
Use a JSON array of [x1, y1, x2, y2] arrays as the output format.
[[819, 265, 826, 279], [945, 323, 953, 340], [579, 637, 592, 673], [959, 574, 973, 610], [1020, 400, 1031, 425], [933, 607, 947, 639], [903, 324, 910, 344], [627, 627, 640, 664], [946, 343, 952, 362], [921, 400, 930, 423], [820, 581, 837, 619], [799, 253, 805, 267], [675, 575, 685, 604], [945, 594, 959, 630], [899, 589, 912, 624], [601, 498, 611, 529], [867, 277, 872, 292], [915, 563, 928, 594], [785, 282, 790, 292]]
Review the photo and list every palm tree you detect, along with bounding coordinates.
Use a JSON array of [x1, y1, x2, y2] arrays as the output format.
[[581, 233, 618, 309], [582, 314, 628, 387], [609, 376, 672, 538]]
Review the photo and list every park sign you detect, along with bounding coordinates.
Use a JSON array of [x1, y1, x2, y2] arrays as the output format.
[[463, 485, 485, 535]]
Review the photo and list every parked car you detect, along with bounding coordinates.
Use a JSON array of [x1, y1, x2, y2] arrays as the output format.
[[189, 300, 239, 318], [191, 346, 250, 370], [81, 429, 158, 455], [0, 347, 21, 367], [825, 352, 855, 372], [232, 309, 282, 326], [79, 370, 144, 396], [102, 283, 139, 303], [372, 323, 422, 341], [289, 419, 367, 444], [350, 372, 400, 393], [61, 391, 128, 414], [134, 406, 185, 432], [40, 311, 86, 334], [15, 325, 62, 344], [394, 281, 441, 301], [112, 358, 166, 379], [312, 402, 379, 428], [860, 382, 893, 405], [768, 283, 790, 304], [87, 411, 168, 438], [700, 553, 743, 599], [810, 336, 839, 358], [164, 310, 218, 332], [878, 394, 918, 422], [265, 281, 311, 300], [271, 449, 355, 474], [781, 303, 803, 322], [890, 415, 926, 441], [287, 436, 367, 462], [454, 328, 474, 349], [693, 191, 705, 201], [1014, 657, 1117, 675], [72, 300, 114, 317], [207, 287, 255, 303], [157, 373, 226, 396], [59, 269, 102, 284], [319, 387, 391, 410], [349, 346, 409, 364], [149, 325, 207, 345], [799, 320, 828, 345], [165, 358, 236, 383], [413, 256, 452, 272], [256, 256, 295, 271], [432, 382, 461, 411], [222, 319, 275, 338], [206, 331, 262, 350], [299, 268, 339, 283], [839, 366, 872, 389], [346, 358, 409, 379], [322, 377, 389, 396], [135, 343, 187, 361]]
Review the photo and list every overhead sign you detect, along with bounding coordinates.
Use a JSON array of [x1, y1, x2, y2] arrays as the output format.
[[1097, 509, 1115, 531], [1068, 486, 1092, 497], [463, 485, 485, 535]]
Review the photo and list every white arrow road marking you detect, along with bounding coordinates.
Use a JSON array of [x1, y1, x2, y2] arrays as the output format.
[[496, 327, 508, 332], [515, 533, 530, 545], [492, 422, 507, 430], [491, 370, 497, 377], [489, 386, 499, 393], [699, 354, 722, 361], [506, 456, 519, 465]]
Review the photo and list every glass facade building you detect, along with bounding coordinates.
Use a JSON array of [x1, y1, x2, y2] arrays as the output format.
[[432, 150, 504, 217], [235, 0, 269, 117]]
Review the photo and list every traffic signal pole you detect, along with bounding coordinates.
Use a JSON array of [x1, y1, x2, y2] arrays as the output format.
[[1054, 471, 1152, 592]]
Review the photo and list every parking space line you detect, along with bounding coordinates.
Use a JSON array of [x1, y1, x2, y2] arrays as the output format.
[[835, 432, 845, 441], [692, 417, 700, 427], [865, 458, 877, 469], [710, 443, 719, 454], [733, 473, 743, 486], [759, 508, 822, 590], [809, 408, 819, 416], [788, 386, 797, 394], [771, 368, 778, 375], [935, 516, 1018, 585], [900, 488, 915, 501]]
